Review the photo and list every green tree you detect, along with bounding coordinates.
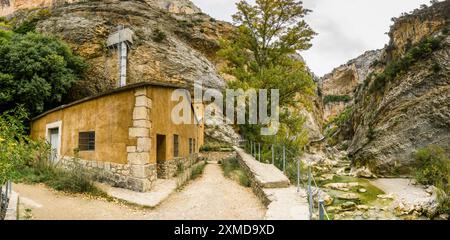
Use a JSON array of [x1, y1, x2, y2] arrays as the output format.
[[219, 0, 316, 154], [0, 107, 45, 185], [0, 30, 87, 115]]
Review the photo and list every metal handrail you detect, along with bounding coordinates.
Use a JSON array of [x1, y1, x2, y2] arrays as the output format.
[[243, 140, 331, 220], [0, 180, 12, 220]]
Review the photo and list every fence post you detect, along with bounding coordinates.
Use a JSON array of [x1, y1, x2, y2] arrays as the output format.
[[271, 144, 274, 165], [282, 146, 286, 173], [250, 141, 253, 155], [5, 182, 9, 201], [308, 166, 313, 220], [297, 159, 300, 193], [258, 143, 261, 162], [0, 185, 3, 211], [319, 199, 325, 220]]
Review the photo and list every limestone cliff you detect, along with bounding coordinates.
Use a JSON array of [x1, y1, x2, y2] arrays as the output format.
[[321, 50, 382, 122], [347, 1, 450, 175], [3, 0, 325, 145], [4, 0, 241, 143], [0, 0, 201, 16]]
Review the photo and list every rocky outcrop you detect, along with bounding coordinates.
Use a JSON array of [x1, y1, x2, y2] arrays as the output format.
[[388, 1, 450, 60], [3, 1, 327, 146], [321, 50, 382, 121], [147, 0, 201, 14], [0, 0, 201, 17], [1, 0, 72, 17], [5, 0, 237, 143], [32, 1, 229, 94], [347, 1, 450, 175]]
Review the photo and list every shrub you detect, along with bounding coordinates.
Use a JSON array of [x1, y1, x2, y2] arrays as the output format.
[[0, 30, 87, 115], [152, 28, 166, 43], [368, 36, 443, 94], [0, 107, 41, 185], [200, 142, 233, 152], [220, 157, 250, 187], [326, 106, 353, 128], [413, 145, 449, 187], [323, 95, 351, 104], [190, 162, 206, 180], [367, 126, 376, 142], [431, 61, 441, 73], [13, 9, 52, 34], [413, 145, 450, 215]]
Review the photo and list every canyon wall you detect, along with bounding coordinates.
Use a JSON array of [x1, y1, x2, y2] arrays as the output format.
[[347, 1, 450, 175]]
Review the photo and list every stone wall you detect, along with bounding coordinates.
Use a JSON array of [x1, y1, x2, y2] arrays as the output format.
[[233, 147, 290, 206], [158, 154, 199, 179], [59, 156, 135, 189]]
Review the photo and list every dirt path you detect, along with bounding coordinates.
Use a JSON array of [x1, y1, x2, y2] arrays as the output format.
[[14, 162, 266, 220]]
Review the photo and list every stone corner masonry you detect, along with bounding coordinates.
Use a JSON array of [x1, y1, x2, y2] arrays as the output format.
[[126, 87, 157, 192]]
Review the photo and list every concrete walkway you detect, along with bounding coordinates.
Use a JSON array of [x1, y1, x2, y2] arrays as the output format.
[[13, 161, 266, 220], [95, 179, 177, 208], [234, 147, 310, 220]]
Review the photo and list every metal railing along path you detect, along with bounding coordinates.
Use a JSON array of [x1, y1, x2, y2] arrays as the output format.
[[0, 181, 12, 220], [243, 140, 330, 220]]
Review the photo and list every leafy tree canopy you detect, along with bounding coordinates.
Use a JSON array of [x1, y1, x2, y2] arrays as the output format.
[[219, 0, 316, 153], [0, 29, 87, 116]]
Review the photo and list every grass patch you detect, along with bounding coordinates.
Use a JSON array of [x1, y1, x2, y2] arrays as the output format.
[[176, 161, 207, 189], [15, 158, 104, 197], [220, 157, 250, 187], [190, 162, 206, 180]]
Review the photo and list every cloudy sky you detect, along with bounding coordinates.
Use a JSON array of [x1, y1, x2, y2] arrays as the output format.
[[191, 0, 431, 76]]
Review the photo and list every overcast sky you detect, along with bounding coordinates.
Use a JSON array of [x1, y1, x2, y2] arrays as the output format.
[[191, 0, 431, 76]]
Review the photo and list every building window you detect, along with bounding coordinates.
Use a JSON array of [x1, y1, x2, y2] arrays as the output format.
[[189, 138, 193, 154], [193, 139, 196, 153], [79, 131, 95, 151], [173, 134, 179, 157]]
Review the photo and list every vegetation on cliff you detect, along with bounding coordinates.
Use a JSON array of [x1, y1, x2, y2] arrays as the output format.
[[345, 0, 450, 175], [366, 35, 445, 94], [323, 95, 351, 104]]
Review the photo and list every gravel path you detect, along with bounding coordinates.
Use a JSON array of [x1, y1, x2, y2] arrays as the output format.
[[14, 162, 266, 220]]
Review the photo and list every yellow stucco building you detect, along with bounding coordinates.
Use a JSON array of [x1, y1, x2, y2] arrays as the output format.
[[30, 82, 204, 192]]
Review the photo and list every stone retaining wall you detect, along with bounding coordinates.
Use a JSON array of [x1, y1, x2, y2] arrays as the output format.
[[59, 157, 157, 192], [234, 153, 272, 206], [233, 147, 310, 220], [157, 154, 200, 179]]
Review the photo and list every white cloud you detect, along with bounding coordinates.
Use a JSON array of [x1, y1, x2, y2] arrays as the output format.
[[191, 0, 431, 76]]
